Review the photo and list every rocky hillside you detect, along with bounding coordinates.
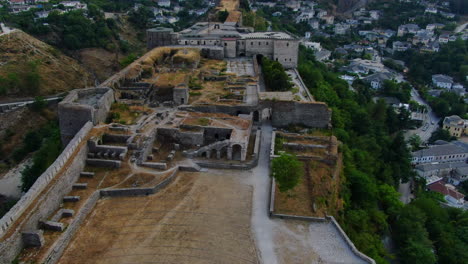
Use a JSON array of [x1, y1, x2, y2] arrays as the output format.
[[0, 30, 94, 99]]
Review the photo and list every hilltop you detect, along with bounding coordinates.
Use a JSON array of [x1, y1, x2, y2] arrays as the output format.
[[0, 30, 94, 99]]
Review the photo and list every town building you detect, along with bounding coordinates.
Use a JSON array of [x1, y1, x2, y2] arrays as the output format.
[[427, 180, 465, 208], [432, 74, 453, 89], [411, 142, 468, 164], [363, 72, 395, 89], [397, 24, 420, 36], [443, 115, 468, 137]]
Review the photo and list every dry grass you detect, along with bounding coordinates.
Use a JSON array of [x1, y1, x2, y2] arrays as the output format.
[[274, 159, 343, 217], [116, 172, 172, 188], [57, 171, 259, 264], [108, 103, 152, 125], [172, 49, 200, 65], [0, 31, 93, 97], [152, 72, 188, 87], [217, 0, 239, 12]]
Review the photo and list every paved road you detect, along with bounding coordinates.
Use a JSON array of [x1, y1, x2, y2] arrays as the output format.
[[398, 180, 413, 204], [405, 88, 440, 142], [455, 22, 468, 33], [250, 122, 278, 264]]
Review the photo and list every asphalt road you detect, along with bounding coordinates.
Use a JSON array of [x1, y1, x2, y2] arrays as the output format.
[[405, 88, 440, 142]]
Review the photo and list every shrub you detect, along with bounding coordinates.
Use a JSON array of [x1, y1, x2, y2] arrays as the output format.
[[271, 153, 303, 192]]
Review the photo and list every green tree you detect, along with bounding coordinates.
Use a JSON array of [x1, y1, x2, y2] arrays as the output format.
[[428, 128, 456, 143], [218, 9, 229, 22], [271, 153, 303, 192]]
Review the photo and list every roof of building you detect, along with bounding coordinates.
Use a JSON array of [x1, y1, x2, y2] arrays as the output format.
[[415, 161, 468, 172], [443, 115, 466, 127], [428, 181, 465, 200], [147, 27, 174, 33], [432, 74, 454, 83], [412, 143, 467, 157], [363, 72, 394, 83], [241, 32, 295, 40]]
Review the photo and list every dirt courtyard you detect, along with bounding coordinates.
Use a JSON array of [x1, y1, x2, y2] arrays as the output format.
[[58, 170, 259, 264]]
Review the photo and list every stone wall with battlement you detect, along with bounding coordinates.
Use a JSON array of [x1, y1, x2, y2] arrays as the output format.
[[0, 122, 93, 264], [58, 88, 114, 145]]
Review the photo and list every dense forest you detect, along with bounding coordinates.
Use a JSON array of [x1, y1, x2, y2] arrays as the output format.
[[298, 46, 468, 264]]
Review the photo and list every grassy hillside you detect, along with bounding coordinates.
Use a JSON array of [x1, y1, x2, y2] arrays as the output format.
[[0, 30, 94, 98]]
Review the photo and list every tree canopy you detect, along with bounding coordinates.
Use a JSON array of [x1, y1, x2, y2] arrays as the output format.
[[271, 153, 303, 192]]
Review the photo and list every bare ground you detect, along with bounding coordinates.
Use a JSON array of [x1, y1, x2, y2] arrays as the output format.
[[58, 170, 259, 264]]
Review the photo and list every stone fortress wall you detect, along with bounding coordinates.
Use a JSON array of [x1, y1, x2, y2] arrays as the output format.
[[0, 122, 93, 264], [58, 88, 114, 145], [0, 38, 334, 263]]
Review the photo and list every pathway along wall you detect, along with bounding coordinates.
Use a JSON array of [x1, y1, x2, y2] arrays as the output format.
[[0, 122, 93, 264]]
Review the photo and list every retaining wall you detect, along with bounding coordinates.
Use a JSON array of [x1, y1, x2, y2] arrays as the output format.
[[41, 191, 100, 264], [0, 122, 93, 264], [100, 167, 179, 197], [268, 177, 375, 264]]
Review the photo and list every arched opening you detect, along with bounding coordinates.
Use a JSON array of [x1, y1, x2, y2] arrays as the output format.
[[256, 54, 264, 64], [214, 133, 219, 140], [220, 146, 228, 159], [253, 111, 260, 122], [232, 144, 242, 161]]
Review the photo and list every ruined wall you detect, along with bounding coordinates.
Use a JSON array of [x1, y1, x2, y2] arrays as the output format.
[[179, 101, 331, 129], [203, 127, 233, 144], [0, 122, 92, 264], [58, 88, 114, 145], [157, 127, 205, 146], [200, 47, 224, 60], [265, 101, 331, 128], [41, 191, 100, 264], [173, 87, 189, 105]]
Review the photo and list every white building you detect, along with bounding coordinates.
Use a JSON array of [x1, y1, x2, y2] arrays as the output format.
[[411, 142, 467, 164], [432, 74, 453, 89], [157, 0, 171, 8]]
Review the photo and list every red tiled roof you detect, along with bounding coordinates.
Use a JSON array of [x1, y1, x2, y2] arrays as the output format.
[[428, 181, 465, 200]]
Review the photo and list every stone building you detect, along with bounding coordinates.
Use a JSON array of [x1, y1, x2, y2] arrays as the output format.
[[147, 22, 299, 68], [58, 87, 114, 145]]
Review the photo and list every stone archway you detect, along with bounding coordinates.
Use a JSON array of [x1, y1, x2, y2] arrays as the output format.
[[232, 144, 242, 161], [253, 111, 260, 122]]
